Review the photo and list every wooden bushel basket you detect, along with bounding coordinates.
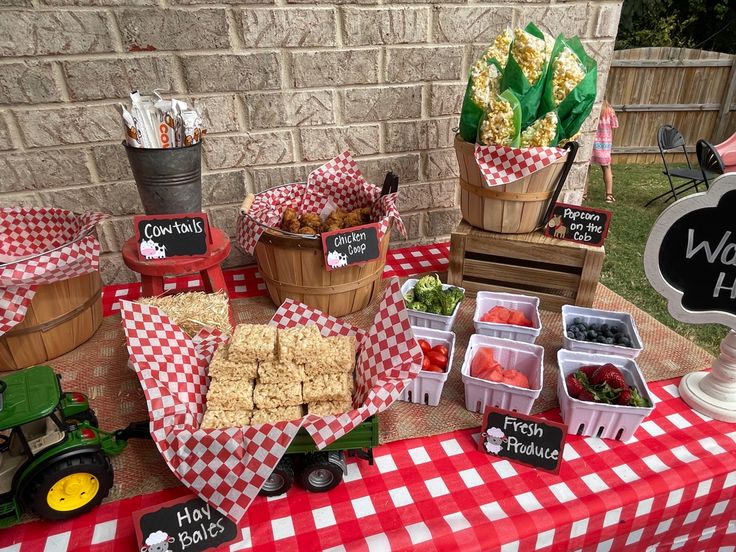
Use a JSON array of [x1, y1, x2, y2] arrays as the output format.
[[454, 135, 578, 233], [0, 271, 103, 371], [253, 228, 390, 318]]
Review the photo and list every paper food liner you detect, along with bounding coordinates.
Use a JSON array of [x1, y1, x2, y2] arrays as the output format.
[[121, 278, 422, 522], [0, 208, 106, 336], [237, 151, 405, 255], [474, 144, 567, 187]]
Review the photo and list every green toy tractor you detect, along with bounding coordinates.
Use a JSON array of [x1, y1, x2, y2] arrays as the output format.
[[0, 365, 149, 528]]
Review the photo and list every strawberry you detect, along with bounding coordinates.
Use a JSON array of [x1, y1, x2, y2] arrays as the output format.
[[566, 373, 585, 398], [578, 390, 596, 402], [578, 365, 598, 379], [617, 389, 632, 406], [591, 363, 627, 390]]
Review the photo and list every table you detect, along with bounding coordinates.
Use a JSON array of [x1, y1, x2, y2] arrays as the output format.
[[2, 243, 735, 551], [121, 227, 231, 297]]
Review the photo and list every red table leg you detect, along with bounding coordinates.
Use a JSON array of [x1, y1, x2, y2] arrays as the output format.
[[202, 265, 228, 295], [142, 275, 165, 297]]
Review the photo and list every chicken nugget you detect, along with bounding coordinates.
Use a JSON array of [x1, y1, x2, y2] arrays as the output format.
[[297, 226, 317, 235], [358, 206, 372, 224], [300, 212, 322, 230], [341, 212, 363, 229]]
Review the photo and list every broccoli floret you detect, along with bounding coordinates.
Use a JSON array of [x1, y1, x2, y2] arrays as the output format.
[[413, 274, 442, 302], [422, 290, 444, 314], [409, 301, 427, 312], [436, 286, 464, 316], [404, 290, 415, 304]]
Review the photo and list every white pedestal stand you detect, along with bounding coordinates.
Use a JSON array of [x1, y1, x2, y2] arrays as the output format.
[[680, 329, 736, 422]]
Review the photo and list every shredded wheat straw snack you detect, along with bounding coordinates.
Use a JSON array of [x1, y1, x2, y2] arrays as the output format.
[[138, 291, 231, 336]]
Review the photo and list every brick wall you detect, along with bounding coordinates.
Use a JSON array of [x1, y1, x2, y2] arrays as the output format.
[[0, 1, 622, 285]]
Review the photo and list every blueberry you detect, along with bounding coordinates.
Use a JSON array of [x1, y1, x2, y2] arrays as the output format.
[[575, 332, 585, 341], [600, 323, 610, 333], [573, 317, 583, 325], [605, 337, 615, 344], [596, 335, 606, 343], [610, 325, 621, 334], [590, 323, 600, 332], [567, 330, 575, 338], [621, 337, 632, 347], [587, 330, 597, 339]]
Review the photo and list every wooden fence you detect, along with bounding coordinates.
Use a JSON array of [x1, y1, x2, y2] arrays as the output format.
[[606, 47, 736, 164]]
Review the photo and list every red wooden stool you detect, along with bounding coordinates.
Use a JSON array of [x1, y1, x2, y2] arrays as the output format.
[[122, 227, 231, 297]]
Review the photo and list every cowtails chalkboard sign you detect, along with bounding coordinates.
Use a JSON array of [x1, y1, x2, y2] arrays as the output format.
[[321, 222, 381, 271], [478, 406, 567, 474], [544, 203, 611, 246], [134, 213, 211, 261], [644, 174, 736, 422], [134, 493, 239, 552]]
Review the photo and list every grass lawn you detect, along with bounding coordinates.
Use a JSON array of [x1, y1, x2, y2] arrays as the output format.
[[584, 163, 728, 357]]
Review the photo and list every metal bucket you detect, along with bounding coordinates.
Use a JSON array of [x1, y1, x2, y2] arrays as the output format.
[[124, 141, 202, 214]]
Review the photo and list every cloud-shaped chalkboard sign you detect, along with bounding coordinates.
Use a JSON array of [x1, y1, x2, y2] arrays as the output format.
[[644, 174, 736, 329]]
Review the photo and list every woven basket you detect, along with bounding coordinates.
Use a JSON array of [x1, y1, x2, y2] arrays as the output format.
[[0, 271, 102, 370], [454, 135, 568, 234]]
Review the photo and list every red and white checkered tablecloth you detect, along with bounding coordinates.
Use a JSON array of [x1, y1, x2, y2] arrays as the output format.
[[100, 242, 451, 316], [1, 379, 735, 552]]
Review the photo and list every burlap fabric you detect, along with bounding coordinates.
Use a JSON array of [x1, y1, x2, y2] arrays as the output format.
[[22, 282, 714, 501]]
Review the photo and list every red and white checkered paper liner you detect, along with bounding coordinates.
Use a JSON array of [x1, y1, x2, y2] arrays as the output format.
[[0, 208, 106, 337], [474, 144, 567, 187], [120, 278, 422, 523], [237, 151, 405, 255]]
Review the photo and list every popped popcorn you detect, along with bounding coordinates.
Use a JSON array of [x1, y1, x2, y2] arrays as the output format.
[[552, 47, 586, 106], [520, 111, 559, 147], [484, 28, 513, 70], [479, 96, 516, 146], [470, 61, 502, 110], [511, 28, 548, 85]]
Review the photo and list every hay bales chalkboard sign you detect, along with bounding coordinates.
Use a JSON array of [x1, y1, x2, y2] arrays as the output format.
[[134, 494, 238, 552], [645, 176, 736, 328]]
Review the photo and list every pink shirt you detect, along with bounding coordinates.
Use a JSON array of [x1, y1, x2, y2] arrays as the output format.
[[591, 107, 619, 166]]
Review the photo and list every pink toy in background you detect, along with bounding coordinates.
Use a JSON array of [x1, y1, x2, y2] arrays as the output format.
[[715, 132, 736, 174]]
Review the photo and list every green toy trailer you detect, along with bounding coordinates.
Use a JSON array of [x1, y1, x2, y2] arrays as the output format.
[[259, 417, 379, 497], [0, 365, 148, 528]]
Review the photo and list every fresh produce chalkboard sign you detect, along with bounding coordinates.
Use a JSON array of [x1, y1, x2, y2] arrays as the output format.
[[321, 222, 380, 271], [134, 213, 211, 261], [479, 406, 567, 474], [645, 177, 736, 328], [134, 494, 238, 552], [544, 203, 611, 246]]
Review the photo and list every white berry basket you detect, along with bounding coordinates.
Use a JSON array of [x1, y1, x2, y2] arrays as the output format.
[[401, 278, 464, 331], [473, 291, 542, 343], [557, 349, 655, 441], [562, 305, 644, 359], [399, 327, 456, 407], [460, 334, 543, 415]]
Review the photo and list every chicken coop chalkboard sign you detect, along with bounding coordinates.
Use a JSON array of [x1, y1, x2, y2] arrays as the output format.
[[644, 174, 736, 422], [321, 222, 381, 271]]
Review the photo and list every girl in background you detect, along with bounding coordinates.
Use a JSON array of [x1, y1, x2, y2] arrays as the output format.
[[588, 100, 619, 203]]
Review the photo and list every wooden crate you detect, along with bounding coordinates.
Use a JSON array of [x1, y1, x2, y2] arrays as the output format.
[[448, 221, 605, 311]]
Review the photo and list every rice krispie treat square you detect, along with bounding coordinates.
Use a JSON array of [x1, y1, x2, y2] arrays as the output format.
[[208, 356, 258, 381], [253, 381, 303, 409], [307, 399, 353, 417], [304, 335, 357, 376], [277, 324, 322, 364], [206, 378, 254, 411], [201, 408, 252, 429], [250, 405, 304, 425], [257, 360, 304, 384], [303, 373, 353, 403], [229, 324, 277, 363]]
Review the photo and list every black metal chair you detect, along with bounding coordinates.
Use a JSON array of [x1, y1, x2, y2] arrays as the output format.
[[646, 125, 705, 207], [696, 139, 724, 187]]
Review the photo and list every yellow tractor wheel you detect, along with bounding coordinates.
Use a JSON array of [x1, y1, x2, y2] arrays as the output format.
[[27, 454, 113, 521]]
